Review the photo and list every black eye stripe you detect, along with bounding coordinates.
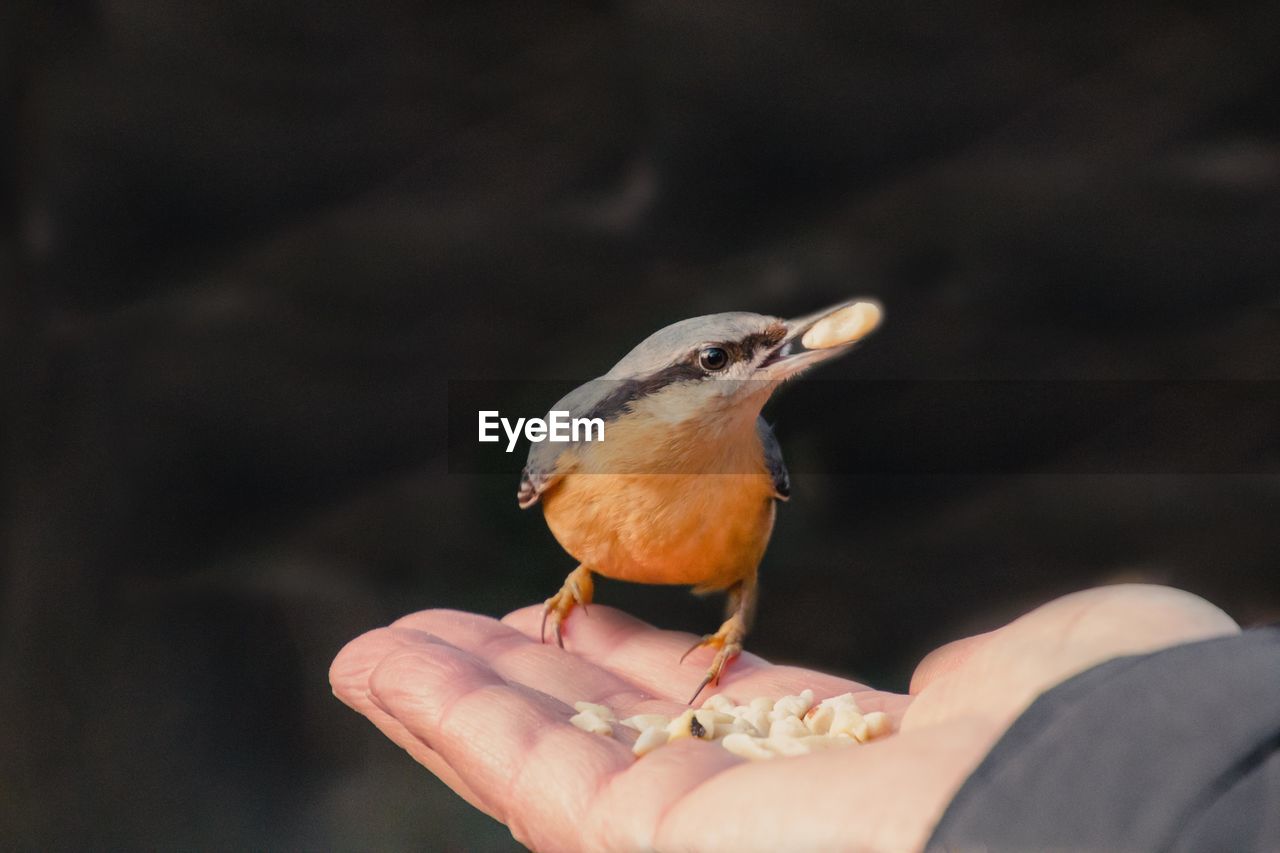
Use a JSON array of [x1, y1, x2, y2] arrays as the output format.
[[581, 325, 789, 422], [696, 327, 787, 366], [582, 362, 706, 422]]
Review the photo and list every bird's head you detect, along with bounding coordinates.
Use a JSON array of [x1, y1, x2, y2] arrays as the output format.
[[518, 299, 883, 500], [594, 299, 883, 429]]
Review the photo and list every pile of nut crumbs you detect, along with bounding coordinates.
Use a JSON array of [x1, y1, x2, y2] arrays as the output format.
[[569, 689, 893, 760]]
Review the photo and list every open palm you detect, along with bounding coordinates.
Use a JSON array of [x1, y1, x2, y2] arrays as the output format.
[[331, 586, 1236, 851]]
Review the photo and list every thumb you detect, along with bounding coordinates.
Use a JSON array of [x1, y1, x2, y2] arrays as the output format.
[[909, 630, 997, 695]]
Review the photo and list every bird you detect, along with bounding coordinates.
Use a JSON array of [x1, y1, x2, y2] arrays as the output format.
[[517, 299, 883, 703]]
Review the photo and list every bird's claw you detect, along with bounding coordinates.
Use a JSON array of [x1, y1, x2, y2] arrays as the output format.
[[686, 640, 742, 705], [680, 633, 721, 664], [539, 606, 563, 649], [540, 567, 593, 649], [680, 615, 746, 704]]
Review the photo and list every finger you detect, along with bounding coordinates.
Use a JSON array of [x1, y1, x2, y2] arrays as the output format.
[[329, 627, 494, 817], [502, 605, 888, 710], [367, 637, 735, 851], [392, 609, 682, 719]]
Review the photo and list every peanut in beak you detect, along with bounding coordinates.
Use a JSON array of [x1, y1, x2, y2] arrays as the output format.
[[800, 301, 883, 350]]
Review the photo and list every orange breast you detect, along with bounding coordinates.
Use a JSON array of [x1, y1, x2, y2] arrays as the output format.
[[538, 406, 779, 590], [542, 471, 776, 589]]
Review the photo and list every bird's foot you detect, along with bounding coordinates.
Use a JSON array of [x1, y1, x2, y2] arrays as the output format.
[[680, 615, 746, 705], [540, 565, 593, 649]]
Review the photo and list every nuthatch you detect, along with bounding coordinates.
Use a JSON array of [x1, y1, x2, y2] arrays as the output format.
[[518, 300, 883, 703]]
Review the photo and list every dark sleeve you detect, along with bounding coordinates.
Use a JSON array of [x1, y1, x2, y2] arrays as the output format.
[[928, 626, 1280, 852]]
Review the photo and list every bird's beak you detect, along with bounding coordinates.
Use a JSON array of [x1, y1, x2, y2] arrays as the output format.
[[756, 299, 883, 382]]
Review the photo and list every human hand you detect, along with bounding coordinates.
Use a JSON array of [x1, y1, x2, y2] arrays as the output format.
[[331, 585, 1236, 851]]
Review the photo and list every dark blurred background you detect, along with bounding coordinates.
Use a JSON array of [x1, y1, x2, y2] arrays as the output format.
[[3, 1, 1279, 848]]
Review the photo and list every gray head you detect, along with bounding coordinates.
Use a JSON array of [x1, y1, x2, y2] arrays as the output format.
[[577, 299, 882, 424], [517, 299, 882, 505]]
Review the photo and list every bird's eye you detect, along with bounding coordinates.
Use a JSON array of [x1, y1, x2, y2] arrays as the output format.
[[698, 347, 729, 371]]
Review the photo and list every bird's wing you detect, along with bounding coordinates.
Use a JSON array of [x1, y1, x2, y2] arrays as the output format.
[[517, 459, 559, 509], [757, 417, 791, 501], [517, 378, 615, 509]]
